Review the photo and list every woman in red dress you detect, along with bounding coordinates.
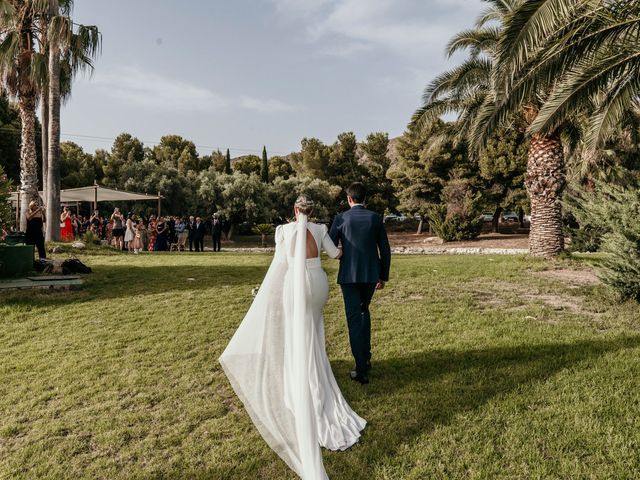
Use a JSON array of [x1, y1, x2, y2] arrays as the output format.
[[60, 207, 74, 242], [147, 215, 157, 251]]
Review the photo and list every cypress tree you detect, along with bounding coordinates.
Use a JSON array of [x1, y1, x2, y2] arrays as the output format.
[[261, 146, 269, 183], [225, 148, 232, 174]]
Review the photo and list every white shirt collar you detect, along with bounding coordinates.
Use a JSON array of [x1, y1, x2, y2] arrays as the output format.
[[350, 203, 364, 208]]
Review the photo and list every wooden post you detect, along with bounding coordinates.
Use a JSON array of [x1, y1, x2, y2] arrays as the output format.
[[157, 192, 161, 218], [93, 183, 98, 212]]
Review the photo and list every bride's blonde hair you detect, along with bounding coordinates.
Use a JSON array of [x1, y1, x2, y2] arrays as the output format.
[[294, 195, 314, 216]]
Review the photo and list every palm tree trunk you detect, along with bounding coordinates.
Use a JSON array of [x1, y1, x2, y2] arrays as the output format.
[[18, 95, 39, 232], [45, 1, 61, 242], [41, 89, 49, 200], [525, 134, 565, 257], [16, 11, 38, 232]]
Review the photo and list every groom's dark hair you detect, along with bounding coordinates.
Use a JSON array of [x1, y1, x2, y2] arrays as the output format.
[[346, 182, 366, 203]]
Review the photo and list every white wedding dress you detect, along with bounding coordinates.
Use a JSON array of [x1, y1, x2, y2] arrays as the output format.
[[219, 215, 366, 480]]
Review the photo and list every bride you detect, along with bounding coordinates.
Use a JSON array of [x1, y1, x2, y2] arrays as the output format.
[[219, 195, 366, 480]]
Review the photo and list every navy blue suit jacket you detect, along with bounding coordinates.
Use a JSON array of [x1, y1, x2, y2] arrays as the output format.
[[329, 205, 391, 284]]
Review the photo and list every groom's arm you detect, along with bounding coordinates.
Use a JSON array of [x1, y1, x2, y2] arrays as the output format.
[[329, 214, 342, 246], [377, 216, 391, 282]]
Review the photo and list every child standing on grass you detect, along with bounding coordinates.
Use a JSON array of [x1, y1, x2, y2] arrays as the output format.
[[132, 219, 144, 254]]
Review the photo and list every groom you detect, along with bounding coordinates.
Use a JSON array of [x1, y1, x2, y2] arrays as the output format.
[[330, 182, 391, 385]]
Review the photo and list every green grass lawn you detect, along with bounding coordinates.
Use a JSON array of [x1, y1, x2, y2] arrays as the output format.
[[1, 252, 640, 479]]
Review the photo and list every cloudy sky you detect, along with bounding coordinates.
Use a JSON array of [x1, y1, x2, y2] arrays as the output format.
[[64, 0, 485, 156]]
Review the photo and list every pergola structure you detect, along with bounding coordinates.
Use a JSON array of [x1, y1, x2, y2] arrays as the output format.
[[11, 184, 163, 225]]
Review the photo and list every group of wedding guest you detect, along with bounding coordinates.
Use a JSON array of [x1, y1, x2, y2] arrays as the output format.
[[22, 202, 226, 255], [105, 210, 224, 253]]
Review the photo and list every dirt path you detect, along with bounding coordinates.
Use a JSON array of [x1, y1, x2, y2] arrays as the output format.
[[388, 233, 530, 250]]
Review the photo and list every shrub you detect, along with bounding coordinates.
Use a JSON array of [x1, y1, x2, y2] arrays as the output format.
[[566, 224, 604, 253], [427, 205, 483, 242], [573, 182, 640, 301], [82, 231, 101, 245], [427, 178, 483, 242], [0, 166, 13, 235]]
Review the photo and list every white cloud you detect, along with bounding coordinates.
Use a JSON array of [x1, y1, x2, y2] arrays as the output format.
[[93, 66, 229, 111], [270, 0, 334, 17], [239, 95, 298, 113], [317, 41, 372, 57], [270, 0, 483, 58], [89, 66, 298, 114]]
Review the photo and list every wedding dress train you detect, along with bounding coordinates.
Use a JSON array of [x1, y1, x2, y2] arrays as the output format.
[[219, 215, 366, 480]]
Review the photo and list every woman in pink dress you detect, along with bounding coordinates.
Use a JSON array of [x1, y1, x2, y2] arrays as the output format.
[[60, 207, 74, 242]]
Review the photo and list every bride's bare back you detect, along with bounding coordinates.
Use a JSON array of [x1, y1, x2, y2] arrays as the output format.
[[305, 229, 319, 259]]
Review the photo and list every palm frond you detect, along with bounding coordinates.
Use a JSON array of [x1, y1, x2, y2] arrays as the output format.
[[446, 27, 501, 58], [530, 48, 640, 135]]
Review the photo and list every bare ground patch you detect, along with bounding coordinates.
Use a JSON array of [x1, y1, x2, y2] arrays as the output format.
[[468, 279, 600, 321], [530, 268, 600, 286]]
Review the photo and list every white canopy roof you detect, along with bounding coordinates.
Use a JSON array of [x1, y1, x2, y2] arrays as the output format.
[[11, 185, 162, 205]]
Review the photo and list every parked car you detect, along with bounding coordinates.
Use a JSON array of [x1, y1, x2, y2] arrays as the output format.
[[501, 211, 519, 223], [384, 214, 408, 223], [480, 213, 494, 222]]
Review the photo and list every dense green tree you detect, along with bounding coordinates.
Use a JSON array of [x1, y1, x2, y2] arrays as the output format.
[[300, 138, 329, 180], [0, 95, 22, 185], [102, 133, 144, 187], [60, 141, 99, 188], [360, 132, 397, 214], [232, 154, 261, 176], [389, 121, 466, 232], [123, 158, 200, 216], [205, 149, 226, 173], [261, 146, 269, 183], [327, 132, 362, 188], [149, 135, 199, 174], [0, 165, 13, 232], [268, 155, 295, 180], [216, 173, 271, 239], [477, 127, 528, 231], [225, 148, 232, 174], [197, 167, 224, 214], [270, 176, 342, 222]]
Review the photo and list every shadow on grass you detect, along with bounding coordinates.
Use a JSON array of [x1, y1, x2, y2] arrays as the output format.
[[318, 335, 640, 479], [0, 263, 268, 307]]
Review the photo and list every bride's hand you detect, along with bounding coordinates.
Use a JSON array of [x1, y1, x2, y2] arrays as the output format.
[[336, 247, 343, 259]]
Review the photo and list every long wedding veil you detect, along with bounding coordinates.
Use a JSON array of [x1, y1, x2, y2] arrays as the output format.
[[219, 214, 328, 480]]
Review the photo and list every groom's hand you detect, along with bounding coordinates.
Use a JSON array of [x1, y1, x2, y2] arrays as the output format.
[[375, 280, 385, 290]]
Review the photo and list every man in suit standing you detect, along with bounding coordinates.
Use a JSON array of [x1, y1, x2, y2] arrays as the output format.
[[194, 216, 205, 252], [211, 213, 223, 252], [329, 182, 391, 385], [188, 215, 196, 252]]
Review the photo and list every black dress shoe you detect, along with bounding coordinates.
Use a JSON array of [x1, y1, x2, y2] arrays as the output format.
[[350, 370, 369, 384]]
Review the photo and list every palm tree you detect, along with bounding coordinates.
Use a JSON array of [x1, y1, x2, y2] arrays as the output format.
[[412, 0, 527, 238], [43, 1, 100, 241], [471, 0, 639, 256], [0, 1, 41, 231], [0, 0, 99, 234]]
